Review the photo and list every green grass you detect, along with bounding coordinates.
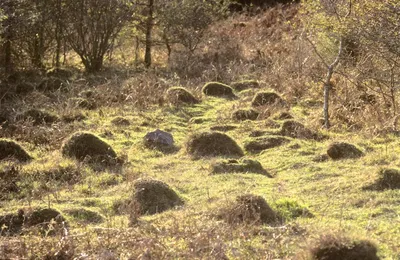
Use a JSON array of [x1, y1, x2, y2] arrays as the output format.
[[0, 89, 399, 259]]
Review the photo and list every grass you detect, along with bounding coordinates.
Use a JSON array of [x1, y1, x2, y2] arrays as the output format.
[[0, 4, 399, 259]]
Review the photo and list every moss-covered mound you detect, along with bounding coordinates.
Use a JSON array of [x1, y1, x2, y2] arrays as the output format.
[[221, 194, 277, 225], [0, 166, 21, 200], [111, 116, 131, 126], [251, 91, 284, 107], [132, 179, 184, 215], [371, 168, 400, 190], [15, 82, 35, 95], [0, 139, 33, 162], [61, 112, 87, 123], [232, 109, 259, 121], [231, 80, 259, 92], [25, 208, 66, 235], [279, 120, 319, 140], [18, 109, 59, 125], [210, 125, 237, 132], [0, 209, 25, 235], [64, 208, 104, 224], [244, 136, 289, 153], [61, 132, 118, 165], [37, 77, 67, 92], [166, 87, 199, 105], [202, 82, 235, 98], [210, 159, 270, 176], [46, 67, 73, 79], [327, 142, 364, 160], [69, 97, 97, 110], [186, 132, 244, 158], [309, 235, 379, 260], [273, 111, 293, 120]]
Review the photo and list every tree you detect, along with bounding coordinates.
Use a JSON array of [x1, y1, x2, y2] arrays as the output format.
[[63, 0, 134, 72]]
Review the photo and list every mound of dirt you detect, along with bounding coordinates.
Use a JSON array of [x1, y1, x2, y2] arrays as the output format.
[[202, 82, 236, 98], [251, 91, 284, 107], [210, 159, 271, 176], [186, 132, 244, 158], [64, 208, 104, 224], [37, 77, 67, 92], [25, 208, 66, 235], [46, 68, 73, 79], [371, 168, 400, 190], [279, 120, 319, 140], [309, 235, 379, 260], [61, 112, 87, 123], [327, 142, 364, 160], [210, 125, 238, 132], [17, 109, 59, 125], [166, 87, 199, 104], [132, 179, 184, 215], [0, 139, 33, 162], [244, 136, 289, 153], [232, 109, 259, 121], [273, 111, 293, 120], [61, 132, 118, 165], [69, 97, 97, 110], [221, 194, 277, 225], [15, 82, 35, 95], [111, 117, 131, 126], [0, 166, 21, 200], [0, 209, 25, 235], [231, 80, 259, 92]]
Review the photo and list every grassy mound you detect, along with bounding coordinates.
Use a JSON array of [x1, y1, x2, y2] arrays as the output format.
[[210, 125, 237, 132], [327, 142, 364, 160], [369, 168, 400, 190], [61, 132, 118, 165], [64, 208, 104, 224], [273, 111, 293, 120], [186, 132, 244, 158], [231, 108, 259, 121], [231, 80, 259, 92], [251, 91, 284, 107], [279, 120, 319, 140], [37, 77, 67, 92], [15, 82, 35, 95], [274, 198, 313, 220], [0, 166, 21, 200], [132, 179, 184, 215], [0, 139, 33, 162], [0, 209, 25, 236], [210, 159, 270, 176], [25, 208, 66, 235], [69, 97, 97, 110], [220, 194, 277, 225], [166, 87, 199, 105], [111, 116, 131, 126], [18, 109, 59, 125], [308, 235, 379, 260], [202, 82, 236, 98], [46, 67, 73, 79], [61, 112, 87, 123], [244, 136, 289, 153]]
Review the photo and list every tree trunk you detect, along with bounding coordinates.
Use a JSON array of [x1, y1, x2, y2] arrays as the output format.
[[3, 1, 14, 76], [55, 0, 62, 68], [144, 0, 153, 68]]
